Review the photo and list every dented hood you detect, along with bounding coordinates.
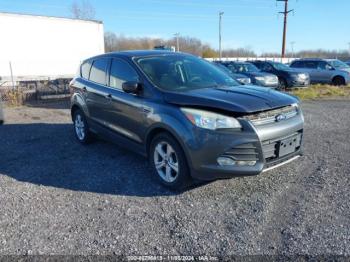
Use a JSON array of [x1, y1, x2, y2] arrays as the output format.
[[163, 85, 299, 113]]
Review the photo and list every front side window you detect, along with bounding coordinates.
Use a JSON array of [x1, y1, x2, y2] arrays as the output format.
[[89, 58, 109, 85], [234, 63, 260, 73], [135, 55, 239, 92], [317, 61, 332, 70], [261, 63, 274, 72], [109, 59, 139, 89]]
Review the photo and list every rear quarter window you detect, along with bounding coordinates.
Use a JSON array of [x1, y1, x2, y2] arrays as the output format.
[[81, 61, 92, 79]]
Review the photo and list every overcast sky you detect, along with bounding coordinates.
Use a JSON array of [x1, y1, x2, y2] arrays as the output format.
[[0, 0, 349, 54]]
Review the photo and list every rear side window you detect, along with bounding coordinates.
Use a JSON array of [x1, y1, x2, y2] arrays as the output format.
[[81, 61, 92, 79], [89, 58, 109, 85], [304, 61, 317, 69], [109, 59, 139, 89], [291, 61, 305, 68]]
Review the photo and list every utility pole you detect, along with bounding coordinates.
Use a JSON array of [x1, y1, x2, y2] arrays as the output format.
[[219, 11, 224, 60], [174, 33, 180, 52], [290, 41, 295, 58], [277, 0, 293, 58]]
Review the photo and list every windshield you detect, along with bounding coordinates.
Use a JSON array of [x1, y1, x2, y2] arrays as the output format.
[[135, 55, 240, 91], [233, 63, 260, 73], [270, 62, 290, 71], [328, 60, 350, 69]]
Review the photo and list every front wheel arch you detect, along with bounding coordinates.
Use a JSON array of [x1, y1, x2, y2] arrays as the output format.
[[145, 123, 194, 172]]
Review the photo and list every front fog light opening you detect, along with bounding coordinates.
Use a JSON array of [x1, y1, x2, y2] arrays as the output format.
[[236, 160, 257, 166], [217, 157, 257, 167], [217, 157, 236, 166]]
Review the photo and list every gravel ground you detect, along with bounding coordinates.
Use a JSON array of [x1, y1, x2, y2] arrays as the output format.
[[0, 100, 349, 257]]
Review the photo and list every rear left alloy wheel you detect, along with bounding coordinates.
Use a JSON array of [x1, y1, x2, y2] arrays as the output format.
[[73, 109, 92, 144], [150, 133, 192, 190]]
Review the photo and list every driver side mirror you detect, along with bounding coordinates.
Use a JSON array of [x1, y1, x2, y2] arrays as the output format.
[[122, 81, 142, 94]]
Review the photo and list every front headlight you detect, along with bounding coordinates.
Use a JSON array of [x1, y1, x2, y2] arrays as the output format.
[[255, 76, 265, 82], [181, 108, 242, 130], [237, 78, 251, 84]]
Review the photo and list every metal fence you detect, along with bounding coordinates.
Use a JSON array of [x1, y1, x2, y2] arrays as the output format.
[[0, 78, 71, 105]]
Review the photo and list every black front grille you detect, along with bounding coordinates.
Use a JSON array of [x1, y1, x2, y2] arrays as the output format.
[[224, 143, 259, 161]]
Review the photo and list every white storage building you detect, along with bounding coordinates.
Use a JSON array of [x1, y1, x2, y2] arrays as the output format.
[[0, 12, 104, 81]]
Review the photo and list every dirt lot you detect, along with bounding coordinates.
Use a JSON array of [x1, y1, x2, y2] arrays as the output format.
[[0, 100, 349, 257]]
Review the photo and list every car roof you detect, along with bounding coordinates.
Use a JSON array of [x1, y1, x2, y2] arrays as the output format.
[[293, 58, 325, 62], [86, 50, 184, 61], [230, 61, 251, 64], [251, 60, 274, 63], [325, 59, 340, 62]]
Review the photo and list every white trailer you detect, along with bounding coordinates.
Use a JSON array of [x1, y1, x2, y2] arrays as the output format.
[[0, 12, 104, 82]]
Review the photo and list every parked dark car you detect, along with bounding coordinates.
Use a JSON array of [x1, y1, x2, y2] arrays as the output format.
[[0, 102, 3, 125], [251, 60, 310, 89], [290, 58, 350, 85], [218, 61, 279, 88], [212, 62, 251, 85], [70, 51, 304, 189], [0, 88, 3, 125]]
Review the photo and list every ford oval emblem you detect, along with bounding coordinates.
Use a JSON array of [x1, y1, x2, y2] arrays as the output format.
[[276, 114, 287, 122]]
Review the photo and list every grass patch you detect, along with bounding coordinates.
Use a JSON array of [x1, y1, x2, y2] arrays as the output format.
[[292, 84, 350, 100], [1, 89, 24, 106]]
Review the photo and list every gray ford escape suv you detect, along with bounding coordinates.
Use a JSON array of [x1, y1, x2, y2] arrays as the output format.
[[70, 51, 304, 189]]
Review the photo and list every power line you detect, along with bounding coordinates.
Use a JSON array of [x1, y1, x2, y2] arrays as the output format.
[[277, 0, 294, 58]]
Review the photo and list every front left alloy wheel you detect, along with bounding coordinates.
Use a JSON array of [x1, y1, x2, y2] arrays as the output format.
[[150, 133, 192, 190]]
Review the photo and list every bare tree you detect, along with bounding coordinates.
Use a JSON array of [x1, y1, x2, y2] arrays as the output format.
[[70, 0, 95, 20]]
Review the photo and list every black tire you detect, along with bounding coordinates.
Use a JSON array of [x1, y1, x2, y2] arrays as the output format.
[[278, 78, 288, 91], [73, 109, 93, 144], [149, 132, 192, 190], [332, 76, 345, 86]]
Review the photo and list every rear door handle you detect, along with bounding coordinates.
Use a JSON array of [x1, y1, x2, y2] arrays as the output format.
[[140, 107, 151, 114], [106, 94, 112, 100], [82, 87, 87, 92]]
